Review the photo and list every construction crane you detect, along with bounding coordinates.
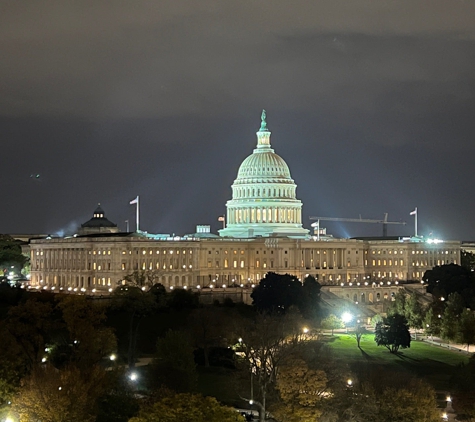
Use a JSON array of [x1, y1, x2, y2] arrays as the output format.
[[309, 213, 406, 240]]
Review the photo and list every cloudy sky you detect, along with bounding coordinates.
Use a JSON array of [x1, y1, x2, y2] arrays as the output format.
[[1, 1, 474, 240]]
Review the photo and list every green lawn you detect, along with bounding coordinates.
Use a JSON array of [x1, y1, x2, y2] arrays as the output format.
[[195, 335, 470, 405], [322, 334, 470, 390]]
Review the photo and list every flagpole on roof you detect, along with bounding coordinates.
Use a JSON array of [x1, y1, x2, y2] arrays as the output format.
[[410, 207, 418, 237], [218, 215, 225, 229], [130, 196, 139, 232]]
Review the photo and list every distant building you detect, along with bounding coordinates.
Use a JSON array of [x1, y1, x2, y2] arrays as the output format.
[[78, 204, 119, 236], [25, 112, 460, 295]]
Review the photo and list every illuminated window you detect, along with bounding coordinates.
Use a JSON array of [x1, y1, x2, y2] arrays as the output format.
[[240, 260, 245, 268], [224, 259, 228, 268], [233, 260, 237, 268], [256, 260, 260, 268]]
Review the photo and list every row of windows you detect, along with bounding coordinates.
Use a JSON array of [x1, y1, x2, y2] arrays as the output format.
[[208, 249, 278, 255], [207, 259, 284, 269]]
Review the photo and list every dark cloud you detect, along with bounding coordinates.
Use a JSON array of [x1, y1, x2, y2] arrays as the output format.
[[0, 1, 474, 239]]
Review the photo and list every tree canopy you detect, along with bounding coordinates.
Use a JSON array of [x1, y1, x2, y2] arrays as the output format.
[[424, 264, 475, 306], [129, 393, 244, 422], [0, 234, 27, 275], [251, 272, 302, 314], [374, 314, 411, 353]]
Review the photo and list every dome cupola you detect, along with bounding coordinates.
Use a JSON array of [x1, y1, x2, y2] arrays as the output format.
[[219, 111, 309, 238]]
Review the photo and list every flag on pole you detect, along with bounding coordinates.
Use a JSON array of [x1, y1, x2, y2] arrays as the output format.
[[130, 196, 138, 205], [410, 209, 417, 216], [218, 216, 225, 222]]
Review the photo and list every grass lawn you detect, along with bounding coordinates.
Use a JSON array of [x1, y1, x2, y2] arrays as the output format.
[[323, 334, 470, 390]]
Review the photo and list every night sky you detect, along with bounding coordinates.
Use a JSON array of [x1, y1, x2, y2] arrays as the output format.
[[1, 1, 474, 240]]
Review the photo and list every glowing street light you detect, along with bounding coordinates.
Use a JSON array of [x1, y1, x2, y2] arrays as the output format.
[[302, 327, 309, 334], [129, 372, 138, 382]]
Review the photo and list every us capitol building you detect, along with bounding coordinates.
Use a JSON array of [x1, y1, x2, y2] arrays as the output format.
[[26, 112, 460, 295]]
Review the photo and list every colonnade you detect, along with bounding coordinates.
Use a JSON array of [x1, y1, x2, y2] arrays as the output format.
[[227, 206, 301, 224]]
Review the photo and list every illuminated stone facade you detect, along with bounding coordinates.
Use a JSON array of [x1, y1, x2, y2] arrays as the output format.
[[26, 112, 461, 294], [28, 234, 460, 293]]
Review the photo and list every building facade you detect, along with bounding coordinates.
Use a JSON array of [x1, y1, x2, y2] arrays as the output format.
[[26, 112, 461, 294]]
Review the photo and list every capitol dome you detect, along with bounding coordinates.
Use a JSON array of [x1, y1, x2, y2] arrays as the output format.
[[219, 111, 309, 238]]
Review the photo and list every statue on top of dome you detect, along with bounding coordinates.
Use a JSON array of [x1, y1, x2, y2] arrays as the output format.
[[259, 109, 268, 132]]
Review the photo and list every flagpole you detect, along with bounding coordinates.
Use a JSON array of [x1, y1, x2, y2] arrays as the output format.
[[415, 207, 417, 237], [125, 220, 129, 232], [136, 195, 139, 233]]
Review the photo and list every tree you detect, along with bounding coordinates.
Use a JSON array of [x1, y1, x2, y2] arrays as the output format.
[[113, 272, 164, 367], [374, 314, 411, 353], [251, 272, 303, 314], [12, 364, 106, 422], [405, 292, 425, 338], [321, 314, 344, 336], [4, 298, 57, 369], [461, 250, 475, 271], [390, 290, 408, 316], [352, 324, 368, 348], [423, 303, 442, 338], [378, 379, 441, 422], [234, 312, 302, 422], [0, 234, 27, 275], [424, 264, 475, 306], [188, 306, 228, 368], [389, 291, 425, 338], [322, 375, 440, 422], [300, 275, 322, 320], [456, 308, 475, 351], [56, 295, 116, 370], [151, 330, 197, 393], [167, 288, 199, 310], [272, 358, 328, 422], [129, 392, 244, 422], [441, 292, 465, 342]]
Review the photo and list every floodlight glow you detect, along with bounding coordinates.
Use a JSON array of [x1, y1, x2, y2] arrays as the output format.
[[341, 312, 353, 323], [129, 372, 138, 381]]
